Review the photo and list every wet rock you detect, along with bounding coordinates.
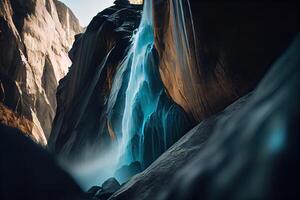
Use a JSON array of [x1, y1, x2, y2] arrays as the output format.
[[87, 178, 121, 200], [101, 178, 121, 194], [115, 161, 142, 183], [49, 3, 142, 160]]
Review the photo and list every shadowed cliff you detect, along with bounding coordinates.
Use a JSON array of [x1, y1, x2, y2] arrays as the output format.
[[153, 0, 299, 122], [48, 2, 143, 164]]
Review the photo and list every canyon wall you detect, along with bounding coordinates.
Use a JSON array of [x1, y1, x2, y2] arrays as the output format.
[[153, 0, 299, 122], [0, 0, 82, 144]]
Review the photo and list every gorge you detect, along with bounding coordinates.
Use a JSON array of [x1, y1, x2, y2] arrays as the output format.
[[0, 0, 299, 200]]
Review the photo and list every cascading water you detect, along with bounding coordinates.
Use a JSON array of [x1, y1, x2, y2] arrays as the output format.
[[107, 0, 191, 177], [118, 0, 156, 166]]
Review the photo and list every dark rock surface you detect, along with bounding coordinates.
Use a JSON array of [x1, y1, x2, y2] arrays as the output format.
[[115, 161, 142, 183], [49, 3, 143, 159], [87, 178, 121, 200], [0, 124, 84, 200], [109, 34, 300, 200], [0, 0, 82, 144]]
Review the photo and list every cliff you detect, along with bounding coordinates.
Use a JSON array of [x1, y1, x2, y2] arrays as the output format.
[[153, 0, 299, 122], [0, 0, 82, 144]]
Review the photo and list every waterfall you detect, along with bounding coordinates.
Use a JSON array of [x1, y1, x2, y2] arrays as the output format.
[[107, 0, 191, 174], [117, 0, 156, 165]]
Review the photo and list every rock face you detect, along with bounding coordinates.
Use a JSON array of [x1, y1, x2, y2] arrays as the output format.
[[0, 0, 82, 144], [48, 3, 143, 159], [153, 0, 299, 122], [109, 34, 300, 200]]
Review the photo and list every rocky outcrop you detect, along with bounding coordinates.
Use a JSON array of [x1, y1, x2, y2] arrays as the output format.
[[48, 3, 143, 159], [109, 34, 300, 200], [0, 0, 82, 145]]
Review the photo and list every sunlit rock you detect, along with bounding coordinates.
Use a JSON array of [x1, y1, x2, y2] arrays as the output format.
[[153, 0, 299, 122], [0, 0, 82, 144]]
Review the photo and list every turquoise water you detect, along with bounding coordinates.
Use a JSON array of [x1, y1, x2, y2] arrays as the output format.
[[107, 0, 191, 169]]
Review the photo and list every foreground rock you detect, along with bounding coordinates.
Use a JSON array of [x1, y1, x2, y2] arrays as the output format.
[[109, 35, 300, 200], [0, 124, 84, 200], [0, 0, 82, 144]]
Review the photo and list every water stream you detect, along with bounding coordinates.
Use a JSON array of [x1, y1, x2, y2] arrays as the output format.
[[107, 0, 191, 174]]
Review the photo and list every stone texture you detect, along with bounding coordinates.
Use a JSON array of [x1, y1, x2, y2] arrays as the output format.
[[0, 0, 82, 144]]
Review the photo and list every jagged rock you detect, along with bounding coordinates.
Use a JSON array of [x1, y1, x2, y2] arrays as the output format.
[[0, 0, 82, 144], [109, 34, 300, 200]]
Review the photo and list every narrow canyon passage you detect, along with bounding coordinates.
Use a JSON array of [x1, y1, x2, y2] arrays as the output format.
[[1, 0, 299, 199]]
